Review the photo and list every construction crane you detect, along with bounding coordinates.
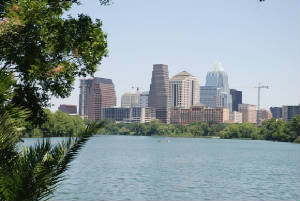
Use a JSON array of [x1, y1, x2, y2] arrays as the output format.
[[255, 83, 269, 124]]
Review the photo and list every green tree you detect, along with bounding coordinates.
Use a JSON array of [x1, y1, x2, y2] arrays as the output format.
[[1, 1, 110, 200], [0, 0, 108, 125], [259, 118, 288, 141], [285, 115, 300, 142], [22, 110, 86, 137], [188, 121, 210, 136], [220, 123, 258, 139]]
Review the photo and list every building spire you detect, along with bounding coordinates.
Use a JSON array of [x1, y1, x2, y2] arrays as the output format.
[[211, 62, 224, 72]]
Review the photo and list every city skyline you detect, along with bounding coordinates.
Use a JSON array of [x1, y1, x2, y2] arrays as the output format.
[[52, 61, 298, 112], [50, 0, 299, 111]]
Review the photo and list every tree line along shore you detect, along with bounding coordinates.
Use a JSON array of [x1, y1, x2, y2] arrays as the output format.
[[22, 110, 300, 143]]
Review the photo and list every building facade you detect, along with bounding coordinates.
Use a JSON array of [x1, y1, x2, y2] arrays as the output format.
[[102, 107, 156, 123], [170, 106, 229, 124], [148, 64, 170, 123], [79, 77, 116, 121], [79, 79, 93, 118], [238, 104, 257, 123], [230, 89, 242, 112], [282, 105, 300, 121], [170, 108, 191, 125], [102, 107, 130, 122], [121, 92, 140, 108], [204, 62, 232, 111], [139, 91, 149, 108], [229, 111, 243, 123], [270, 107, 282, 119], [169, 71, 200, 109], [200, 86, 221, 108], [58, 104, 77, 115]]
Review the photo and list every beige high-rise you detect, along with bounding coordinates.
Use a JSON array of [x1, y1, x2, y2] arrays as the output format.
[[238, 104, 257, 123], [169, 71, 200, 109]]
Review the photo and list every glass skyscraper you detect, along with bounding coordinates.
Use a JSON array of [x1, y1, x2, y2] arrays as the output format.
[[230, 89, 242, 112], [202, 62, 232, 111], [200, 86, 221, 108]]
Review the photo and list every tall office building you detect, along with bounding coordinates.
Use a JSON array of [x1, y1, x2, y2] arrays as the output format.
[[238, 103, 257, 123], [121, 92, 140, 108], [200, 86, 221, 107], [169, 71, 200, 108], [230, 89, 242, 112], [148, 64, 170, 123], [282, 105, 300, 121], [204, 62, 232, 111], [270, 107, 282, 119], [79, 77, 116, 121], [79, 79, 93, 117], [140, 91, 149, 107]]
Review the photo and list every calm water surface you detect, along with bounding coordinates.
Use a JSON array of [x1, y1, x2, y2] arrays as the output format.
[[24, 136, 300, 200]]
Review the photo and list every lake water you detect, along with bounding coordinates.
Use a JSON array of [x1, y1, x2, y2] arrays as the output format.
[[24, 136, 300, 200]]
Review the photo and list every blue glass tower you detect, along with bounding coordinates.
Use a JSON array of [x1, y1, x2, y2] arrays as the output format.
[[204, 62, 232, 111]]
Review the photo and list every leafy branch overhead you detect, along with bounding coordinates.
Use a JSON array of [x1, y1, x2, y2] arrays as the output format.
[[0, 0, 108, 125]]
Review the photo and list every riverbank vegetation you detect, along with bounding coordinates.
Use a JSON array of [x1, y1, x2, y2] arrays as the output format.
[[99, 116, 300, 143], [22, 110, 86, 137], [23, 110, 300, 143]]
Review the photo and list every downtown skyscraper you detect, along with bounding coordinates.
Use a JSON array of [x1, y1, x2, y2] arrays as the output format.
[[79, 77, 116, 121], [230, 89, 242, 112], [201, 62, 232, 111], [148, 64, 170, 124], [169, 71, 200, 108]]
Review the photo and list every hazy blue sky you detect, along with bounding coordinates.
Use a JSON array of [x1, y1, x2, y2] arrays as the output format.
[[51, 0, 300, 111]]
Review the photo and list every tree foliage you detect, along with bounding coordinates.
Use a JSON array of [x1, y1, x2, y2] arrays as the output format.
[[220, 117, 299, 142], [1, 1, 109, 200], [23, 110, 86, 137], [96, 117, 300, 143], [0, 0, 108, 125], [98, 120, 228, 138]]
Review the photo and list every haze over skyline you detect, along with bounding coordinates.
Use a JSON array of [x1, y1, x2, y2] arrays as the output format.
[[51, 0, 300, 111]]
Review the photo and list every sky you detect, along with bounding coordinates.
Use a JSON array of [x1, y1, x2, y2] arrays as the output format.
[[50, 0, 300, 111]]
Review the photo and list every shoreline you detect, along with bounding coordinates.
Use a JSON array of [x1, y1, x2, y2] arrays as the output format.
[[21, 134, 300, 144]]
